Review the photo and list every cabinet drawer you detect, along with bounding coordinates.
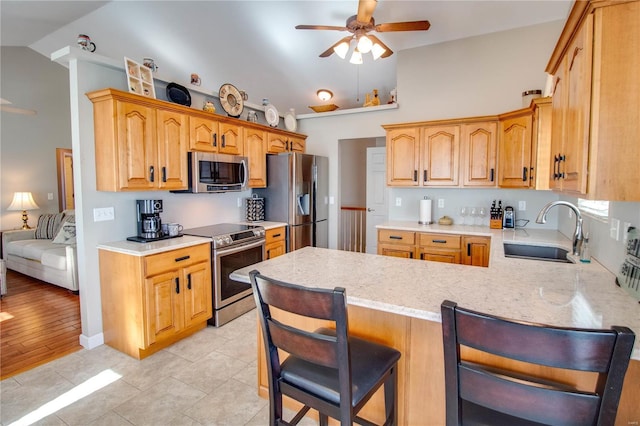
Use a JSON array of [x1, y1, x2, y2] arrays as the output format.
[[378, 229, 415, 245], [145, 243, 210, 277], [266, 227, 286, 243], [419, 233, 461, 249]]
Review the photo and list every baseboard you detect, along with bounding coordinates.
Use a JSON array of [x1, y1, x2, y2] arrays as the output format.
[[80, 332, 104, 349]]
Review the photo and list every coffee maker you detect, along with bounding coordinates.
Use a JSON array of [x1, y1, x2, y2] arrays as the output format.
[[135, 199, 163, 240]]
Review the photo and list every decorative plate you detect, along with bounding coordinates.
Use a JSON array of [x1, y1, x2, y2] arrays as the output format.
[[219, 83, 244, 117], [265, 103, 279, 127], [166, 82, 191, 106], [284, 109, 297, 132]]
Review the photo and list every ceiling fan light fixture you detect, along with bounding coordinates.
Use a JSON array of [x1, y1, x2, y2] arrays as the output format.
[[317, 89, 333, 101], [333, 41, 350, 59], [350, 48, 363, 65], [357, 35, 373, 54], [371, 42, 386, 60]]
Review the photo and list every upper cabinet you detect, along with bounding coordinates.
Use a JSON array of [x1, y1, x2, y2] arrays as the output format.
[[461, 121, 498, 187], [498, 109, 533, 188], [88, 88, 307, 191], [546, 0, 640, 200]]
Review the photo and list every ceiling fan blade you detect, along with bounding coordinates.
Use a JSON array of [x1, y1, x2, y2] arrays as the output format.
[[295, 24, 347, 31], [357, 0, 377, 24], [368, 34, 394, 58], [375, 20, 431, 32], [319, 36, 353, 57]]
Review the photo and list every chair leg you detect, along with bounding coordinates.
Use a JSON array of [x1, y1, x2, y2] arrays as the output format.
[[319, 412, 329, 426], [383, 367, 398, 426]]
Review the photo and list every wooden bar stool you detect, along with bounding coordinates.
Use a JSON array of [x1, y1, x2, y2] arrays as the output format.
[[250, 270, 401, 426], [441, 300, 635, 426]]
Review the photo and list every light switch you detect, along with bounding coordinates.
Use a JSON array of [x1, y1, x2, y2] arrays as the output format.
[[438, 199, 445, 208], [395, 197, 402, 207], [518, 201, 526, 211], [94, 207, 115, 222]]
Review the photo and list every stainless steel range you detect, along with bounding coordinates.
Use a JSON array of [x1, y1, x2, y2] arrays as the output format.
[[183, 223, 265, 326]]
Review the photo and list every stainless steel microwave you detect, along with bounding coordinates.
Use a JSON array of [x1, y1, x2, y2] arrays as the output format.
[[175, 152, 248, 193]]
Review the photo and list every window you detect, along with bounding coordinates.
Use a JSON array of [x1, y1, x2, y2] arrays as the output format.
[[578, 199, 609, 219]]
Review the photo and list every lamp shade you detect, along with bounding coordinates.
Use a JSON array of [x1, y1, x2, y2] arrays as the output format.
[[8, 192, 39, 211]]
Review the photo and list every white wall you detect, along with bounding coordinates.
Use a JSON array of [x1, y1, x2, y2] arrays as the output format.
[[1, 47, 71, 228]]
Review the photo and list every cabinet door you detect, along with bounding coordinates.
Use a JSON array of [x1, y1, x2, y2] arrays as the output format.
[[461, 122, 497, 187], [266, 227, 286, 259], [267, 133, 288, 153], [156, 109, 188, 190], [189, 116, 219, 152], [182, 261, 212, 328], [289, 136, 306, 153], [145, 271, 182, 346], [498, 113, 532, 188], [530, 98, 552, 190], [266, 241, 286, 259], [386, 128, 419, 186], [561, 18, 591, 194], [245, 128, 267, 187], [420, 250, 461, 264], [462, 236, 490, 267], [549, 62, 565, 191], [219, 122, 243, 155], [421, 125, 460, 186], [116, 101, 156, 190], [378, 244, 415, 259]]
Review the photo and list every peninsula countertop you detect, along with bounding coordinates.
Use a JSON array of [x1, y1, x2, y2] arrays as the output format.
[[231, 226, 640, 360]]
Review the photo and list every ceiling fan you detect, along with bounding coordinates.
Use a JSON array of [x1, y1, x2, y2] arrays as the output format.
[[295, 0, 430, 61]]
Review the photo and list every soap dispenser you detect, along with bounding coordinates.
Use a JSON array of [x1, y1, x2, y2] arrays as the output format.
[[580, 233, 591, 263]]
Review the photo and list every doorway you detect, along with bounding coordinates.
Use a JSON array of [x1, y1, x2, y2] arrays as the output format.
[[56, 148, 74, 211]]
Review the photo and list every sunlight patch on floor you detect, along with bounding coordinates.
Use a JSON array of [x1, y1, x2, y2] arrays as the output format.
[[8, 369, 122, 426], [0, 311, 14, 322]]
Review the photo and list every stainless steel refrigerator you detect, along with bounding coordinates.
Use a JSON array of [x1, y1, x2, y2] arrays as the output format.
[[254, 153, 328, 251]]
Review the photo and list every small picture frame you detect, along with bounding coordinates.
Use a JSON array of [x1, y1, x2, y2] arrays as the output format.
[[124, 57, 156, 98]]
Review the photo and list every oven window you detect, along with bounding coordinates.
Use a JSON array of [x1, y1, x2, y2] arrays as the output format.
[[199, 161, 243, 185], [218, 245, 263, 302]]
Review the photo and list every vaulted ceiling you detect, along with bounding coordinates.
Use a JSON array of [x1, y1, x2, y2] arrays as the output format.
[[1, 0, 572, 114]]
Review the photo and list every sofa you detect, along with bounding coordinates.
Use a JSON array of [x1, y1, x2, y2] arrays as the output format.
[[2, 210, 78, 292]]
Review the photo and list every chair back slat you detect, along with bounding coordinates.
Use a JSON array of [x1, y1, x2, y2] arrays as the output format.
[[455, 310, 617, 372], [269, 318, 340, 368]]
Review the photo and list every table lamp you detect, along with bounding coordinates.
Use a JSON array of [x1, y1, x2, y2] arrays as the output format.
[[8, 192, 39, 229]]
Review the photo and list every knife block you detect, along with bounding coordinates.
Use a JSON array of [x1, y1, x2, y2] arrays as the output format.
[[490, 219, 503, 229]]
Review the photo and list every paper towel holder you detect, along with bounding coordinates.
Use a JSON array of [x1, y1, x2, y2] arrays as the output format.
[[418, 196, 433, 225]]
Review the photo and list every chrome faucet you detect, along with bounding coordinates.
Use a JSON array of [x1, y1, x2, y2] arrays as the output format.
[[535, 201, 583, 256]]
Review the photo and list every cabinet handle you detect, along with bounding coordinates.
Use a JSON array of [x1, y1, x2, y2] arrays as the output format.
[[286, 140, 289, 151], [175, 255, 190, 262], [522, 167, 528, 182], [410, 252, 414, 259], [187, 274, 192, 290], [552, 76, 561, 96], [529, 167, 534, 182], [221, 134, 226, 148], [569, 46, 583, 71], [432, 239, 447, 244], [266, 249, 271, 260], [559, 154, 566, 179], [490, 168, 495, 182], [175, 277, 180, 294], [413, 170, 418, 182], [213, 133, 217, 147], [553, 155, 560, 180], [273, 233, 281, 238], [467, 243, 471, 256], [423, 170, 427, 182], [162, 167, 167, 182], [149, 166, 155, 182], [389, 235, 403, 240]]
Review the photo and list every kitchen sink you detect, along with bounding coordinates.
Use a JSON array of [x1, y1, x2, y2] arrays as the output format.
[[503, 243, 574, 263]]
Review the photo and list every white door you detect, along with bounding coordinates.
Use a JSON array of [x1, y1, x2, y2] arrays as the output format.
[[366, 147, 389, 254]]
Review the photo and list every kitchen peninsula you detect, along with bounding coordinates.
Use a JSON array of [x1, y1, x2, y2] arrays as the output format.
[[231, 228, 640, 425]]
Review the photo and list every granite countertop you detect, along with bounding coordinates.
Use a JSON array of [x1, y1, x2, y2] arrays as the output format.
[[236, 221, 288, 230], [231, 223, 640, 360], [97, 235, 212, 256]]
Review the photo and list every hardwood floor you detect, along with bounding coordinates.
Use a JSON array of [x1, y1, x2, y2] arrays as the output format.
[[1, 269, 82, 380]]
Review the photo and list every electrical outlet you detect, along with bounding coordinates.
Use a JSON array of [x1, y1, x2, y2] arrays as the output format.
[[93, 207, 114, 222], [518, 201, 526, 211], [438, 199, 444, 208], [395, 197, 402, 207], [329, 196, 335, 205], [610, 218, 620, 241], [237, 198, 242, 208], [47, 193, 54, 200]]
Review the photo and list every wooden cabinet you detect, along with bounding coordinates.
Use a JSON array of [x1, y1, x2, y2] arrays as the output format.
[[461, 121, 498, 187], [265, 226, 286, 259], [267, 132, 306, 154], [244, 127, 267, 188], [530, 98, 552, 190], [377, 229, 416, 259], [386, 128, 419, 186], [89, 90, 188, 191], [546, 0, 640, 200], [189, 116, 243, 155], [99, 243, 212, 359], [378, 229, 490, 267], [498, 109, 533, 188], [418, 233, 461, 264], [461, 236, 491, 267]]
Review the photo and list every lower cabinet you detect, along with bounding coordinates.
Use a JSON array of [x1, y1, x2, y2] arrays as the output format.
[[378, 229, 490, 267], [265, 226, 286, 259], [99, 243, 212, 359]]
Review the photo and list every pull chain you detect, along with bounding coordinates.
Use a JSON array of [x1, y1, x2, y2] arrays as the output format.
[[356, 66, 360, 103]]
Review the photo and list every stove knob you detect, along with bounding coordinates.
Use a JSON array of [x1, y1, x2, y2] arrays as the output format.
[[214, 237, 226, 247]]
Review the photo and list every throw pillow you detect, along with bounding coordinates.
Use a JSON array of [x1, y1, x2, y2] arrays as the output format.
[[35, 213, 65, 239], [52, 216, 76, 245]]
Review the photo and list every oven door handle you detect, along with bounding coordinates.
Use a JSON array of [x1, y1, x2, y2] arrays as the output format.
[[215, 238, 265, 256]]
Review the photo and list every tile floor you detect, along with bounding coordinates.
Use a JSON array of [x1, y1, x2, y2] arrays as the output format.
[[0, 311, 317, 426]]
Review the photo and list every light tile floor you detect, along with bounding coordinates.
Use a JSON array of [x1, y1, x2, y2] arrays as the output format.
[[0, 311, 317, 426]]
